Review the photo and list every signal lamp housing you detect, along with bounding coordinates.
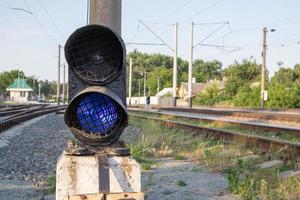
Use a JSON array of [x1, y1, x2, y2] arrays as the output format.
[[64, 87, 128, 146], [65, 25, 124, 85], [64, 24, 127, 146]]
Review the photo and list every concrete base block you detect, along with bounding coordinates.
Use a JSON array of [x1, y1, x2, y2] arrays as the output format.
[[56, 153, 141, 200]]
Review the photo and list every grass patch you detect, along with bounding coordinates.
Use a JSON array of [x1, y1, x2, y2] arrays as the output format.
[[174, 154, 185, 160], [176, 180, 187, 187], [129, 115, 300, 200], [44, 175, 56, 194]]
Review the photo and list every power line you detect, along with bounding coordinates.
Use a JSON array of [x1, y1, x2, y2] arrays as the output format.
[[180, 0, 223, 25], [2, 6, 32, 14], [193, 22, 229, 49], [138, 19, 174, 51], [164, 0, 194, 18], [23, 0, 58, 45], [38, 0, 66, 40]]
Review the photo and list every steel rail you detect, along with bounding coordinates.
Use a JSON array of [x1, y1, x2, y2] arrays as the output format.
[[128, 109, 300, 137], [0, 104, 46, 116], [130, 113, 300, 158], [0, 106, 66, 133], [128, 105, 300, 123], [2, 104, 49, 121]]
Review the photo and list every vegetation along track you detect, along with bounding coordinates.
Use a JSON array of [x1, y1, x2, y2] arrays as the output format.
[[129, 112, 300, 158], [0, 105, 66, 133]]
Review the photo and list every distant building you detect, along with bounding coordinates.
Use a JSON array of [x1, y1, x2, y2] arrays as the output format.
[[178, 77, 227, 100], [6, 79, 34, 103], [155, 87, 173, 97]]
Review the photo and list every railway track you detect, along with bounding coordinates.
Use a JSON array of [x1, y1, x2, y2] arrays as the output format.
[[129, 112, 300, 158], [129, 108, 300, 138], [0, 105, 66, 133], [0, 104, 48, 117], [128, 105, 300, 123]]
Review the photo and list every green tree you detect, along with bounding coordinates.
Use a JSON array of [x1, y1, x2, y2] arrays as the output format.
[[271, 67, 294, 87], [224, 59, 261, 99], [233, 85, 260, 108], [266, 82, 294, 108], [26, 76, 39, 93], [126, 50, 189, 96], [193, 59, 223, 83], [147, 67, 173, 96], [0, 70, 25, 94], [193, 82, 223, 106]]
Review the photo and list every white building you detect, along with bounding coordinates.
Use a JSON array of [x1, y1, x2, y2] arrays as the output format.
[[6, 79, 34, 103]]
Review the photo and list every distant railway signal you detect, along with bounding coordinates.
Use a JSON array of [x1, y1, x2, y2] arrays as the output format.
[[64, 24, 127, 146], [146, 96, 150, 105]]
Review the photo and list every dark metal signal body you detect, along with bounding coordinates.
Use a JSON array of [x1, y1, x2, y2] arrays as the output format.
[[64, 25, 127, 146]]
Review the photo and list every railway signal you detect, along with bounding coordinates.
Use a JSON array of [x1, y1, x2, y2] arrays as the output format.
[[146, 96, 150, 105], [64, 24, 128, 146]]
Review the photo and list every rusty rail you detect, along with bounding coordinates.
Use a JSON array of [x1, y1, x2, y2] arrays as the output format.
[[0, 106, 66, 133], [128, 109, 300, 137], [0, 104, 46, 116], [128, 105, 300, 123], [130, 113, 300, 158]]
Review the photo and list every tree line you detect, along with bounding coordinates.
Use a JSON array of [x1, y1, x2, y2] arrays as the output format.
[[1, 50, 299, 108], [0, 70, 65, 99], [127, 50, 300, 108]]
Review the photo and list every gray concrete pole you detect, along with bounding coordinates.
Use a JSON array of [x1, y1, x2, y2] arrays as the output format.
[[188, 22, 194, 108], [38, 82, 41, 100], [128, 58, 132, 105], [260, 27, 267, 109], [63, 64, 66, 105], [172, 22, 178, 107], [57, 45, 61, 105], [157, 77, 160, 94], [89, 0, 122, 34], [138, 79, 141, 104], [143, 73, 146, 98]]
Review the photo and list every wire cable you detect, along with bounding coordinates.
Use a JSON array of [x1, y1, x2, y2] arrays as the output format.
[[180, 0, 223, 25], [38, 0, 66, 40], [23, 0, 58, 45]]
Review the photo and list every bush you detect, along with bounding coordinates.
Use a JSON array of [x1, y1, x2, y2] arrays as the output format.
[[266, 83, 294, 108], [193, 83, 224, 106], [233, 85, 260, 108]]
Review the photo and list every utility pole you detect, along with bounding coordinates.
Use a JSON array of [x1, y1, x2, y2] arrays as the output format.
[[63, 64, 66, 105], [89, 0, 121, 34], [128, 58, 133, 105], [57, 44, 61, 105], [188, 22, 194, 108], [260, 27, 267, 109], [143, 72, 146, 98], [38, 82, 41, 100], [157, 77, 160, 93], [138, 79, 141, 104], [172, 22, 178, 107], [260, 27, 276, 108]]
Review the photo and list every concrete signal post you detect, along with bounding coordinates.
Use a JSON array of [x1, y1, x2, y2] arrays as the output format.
[[56, 1, 143, 200]]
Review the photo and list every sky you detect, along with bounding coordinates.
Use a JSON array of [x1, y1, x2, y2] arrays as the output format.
[[0, 0, 300, 81]]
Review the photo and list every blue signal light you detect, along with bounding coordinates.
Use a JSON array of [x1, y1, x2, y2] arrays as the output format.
[[76, 93, 119, 136]]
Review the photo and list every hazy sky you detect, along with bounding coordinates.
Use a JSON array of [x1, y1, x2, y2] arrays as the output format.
[[0, 0, 300, 81]]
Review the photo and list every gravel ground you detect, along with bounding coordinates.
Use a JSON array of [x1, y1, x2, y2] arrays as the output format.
[[0, 113, 72, 200], [0, 114, 237, 200], [142, 157, 237, 200]]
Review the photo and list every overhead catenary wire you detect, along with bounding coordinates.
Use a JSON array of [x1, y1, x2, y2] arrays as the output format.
[[180, 0, 224, 25], [193, 22, 230, 49], [23, 0, 58, 45], [38, 0, 66, 40], [138, 19, 174, 51]]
